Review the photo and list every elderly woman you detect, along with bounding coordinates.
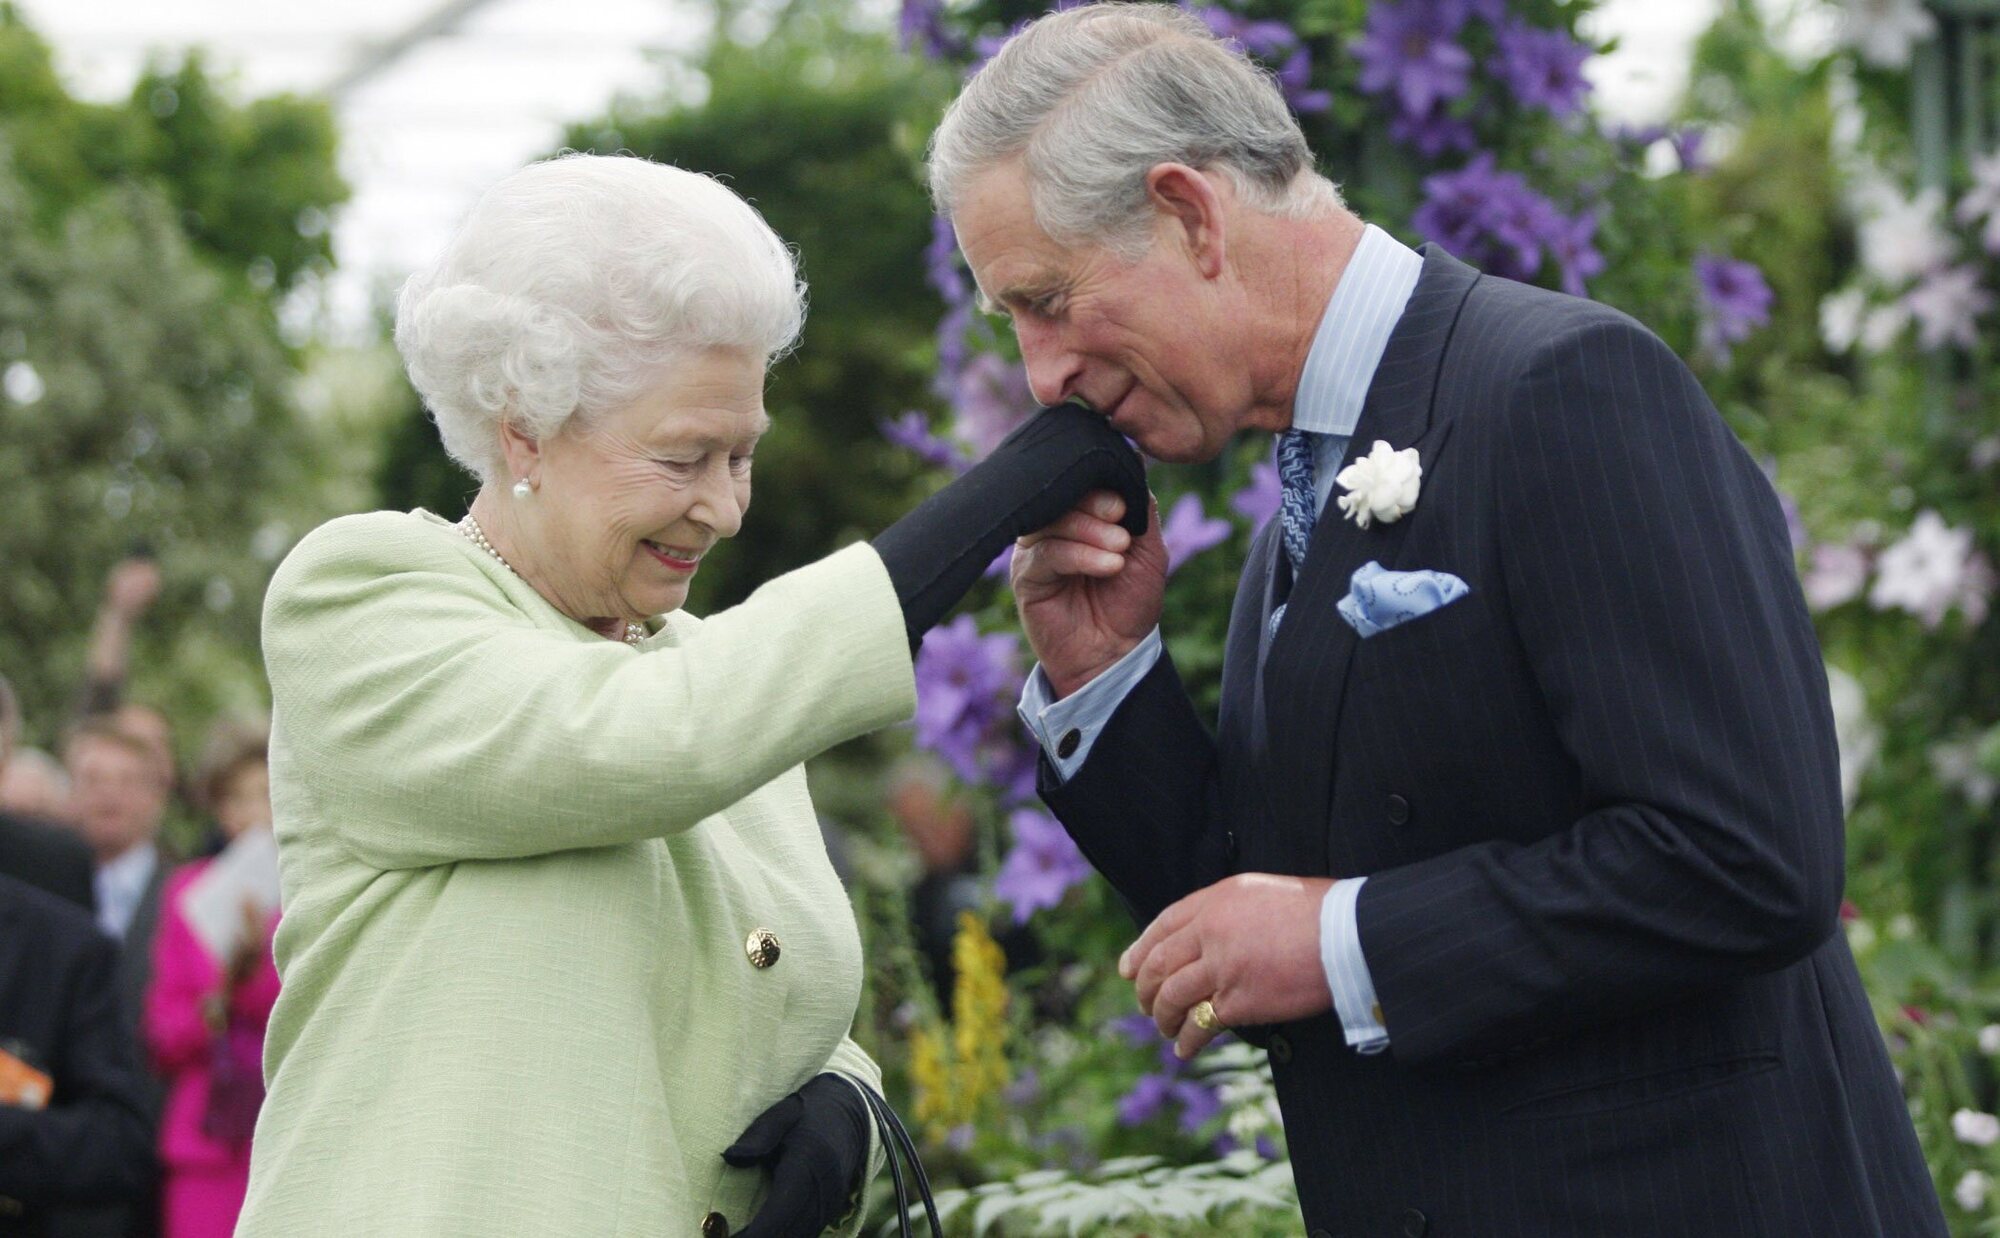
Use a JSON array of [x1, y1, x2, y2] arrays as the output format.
[[237, 153, 1143, 1237]]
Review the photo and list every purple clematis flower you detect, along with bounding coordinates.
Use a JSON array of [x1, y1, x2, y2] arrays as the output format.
[[1112, 1013, 1161, 1044], [994, 808, 1093, 923], [913, 616, 1025, 786], [881, 411, 968, 472], [1389, 106, 1480, 159], [1489, 20, 1593, 117], [1694, 253, 1774, 361], [1117, 1073, 1176, 1126], [1230, 460, 1282, 533], [1116, 1072, 1223, 1131], [899, 0, 962, 60], [1173, 1078, 1223, 1134], [1351, 1, 1474, 120], [952, 352, 1036, 460], [1547, 208, 1605, 297], [1609, 121, 1668, 150], [1273, 47, 1333, 114], [1193, 7, 1298, 59], [926, 213, 969, 307], [1162, 492, 1233, 574], [1412, 153, 1568, 283], [1441, 0, 1509, 25], [1194, 8, 1331, 114], [1670, 127, 1710, 174]]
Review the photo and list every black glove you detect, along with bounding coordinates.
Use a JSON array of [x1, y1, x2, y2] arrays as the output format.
[[872, 400, 1150, 647], [723, 1073, 872, 1238]]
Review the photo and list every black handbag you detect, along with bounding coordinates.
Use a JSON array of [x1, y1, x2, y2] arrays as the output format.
[[854, 1083, 942, 1238]]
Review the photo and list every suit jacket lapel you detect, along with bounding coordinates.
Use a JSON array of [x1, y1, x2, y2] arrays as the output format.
[[1259, 246, 1481, 872]]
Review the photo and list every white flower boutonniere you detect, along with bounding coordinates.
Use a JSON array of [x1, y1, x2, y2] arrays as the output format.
[[1334, 440, 1422, 530]]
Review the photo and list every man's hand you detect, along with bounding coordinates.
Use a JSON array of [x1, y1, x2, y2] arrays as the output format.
[[1120, 873, 1336, 1060], [103, 557, 161, 621], [1012, 491, 1168, 698]]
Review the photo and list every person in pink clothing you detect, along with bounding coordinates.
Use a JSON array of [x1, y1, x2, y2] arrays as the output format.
[[143, 723, 278, 1238]]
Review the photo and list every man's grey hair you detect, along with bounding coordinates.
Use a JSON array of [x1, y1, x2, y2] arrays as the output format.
[[396, 153, 806, 485], [927, 3, 1341, 257]]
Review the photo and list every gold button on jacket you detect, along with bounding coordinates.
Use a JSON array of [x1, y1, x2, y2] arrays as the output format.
[[747, 928, 782, 968]]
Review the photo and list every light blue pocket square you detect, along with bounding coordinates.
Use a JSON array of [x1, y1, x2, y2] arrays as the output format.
[[1337, 561, 1470, 639]]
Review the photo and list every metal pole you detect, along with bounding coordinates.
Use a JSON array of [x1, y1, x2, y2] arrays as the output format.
[[320, 0, 508, 102]]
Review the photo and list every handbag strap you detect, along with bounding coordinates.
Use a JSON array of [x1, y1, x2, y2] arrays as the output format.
[[856, 1082, 942, 1238], [871, 1084, 912, 1238]]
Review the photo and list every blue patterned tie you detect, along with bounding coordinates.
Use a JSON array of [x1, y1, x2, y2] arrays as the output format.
[[1278, 428, 1320, 571], [1271, 428, 1318, 637]]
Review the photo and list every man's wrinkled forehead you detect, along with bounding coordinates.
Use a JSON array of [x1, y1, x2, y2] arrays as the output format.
[[952, 165, 1074, 318]]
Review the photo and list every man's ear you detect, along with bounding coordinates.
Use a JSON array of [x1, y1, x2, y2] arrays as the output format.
[[497, 417, 544, 487], [1144, 163, 1227, 280]]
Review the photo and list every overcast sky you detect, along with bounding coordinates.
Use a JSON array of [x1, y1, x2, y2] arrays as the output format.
[[14, 0, 1725, 337]]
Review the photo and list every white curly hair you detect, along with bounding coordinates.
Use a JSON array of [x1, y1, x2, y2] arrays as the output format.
[[395, 152, 806, 484]]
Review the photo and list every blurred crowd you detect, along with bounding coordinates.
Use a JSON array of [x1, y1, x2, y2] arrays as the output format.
[[2, 558, 277, 1238]]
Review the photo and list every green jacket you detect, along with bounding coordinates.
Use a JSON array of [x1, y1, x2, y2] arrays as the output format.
[[240, 510, 915, 1235]]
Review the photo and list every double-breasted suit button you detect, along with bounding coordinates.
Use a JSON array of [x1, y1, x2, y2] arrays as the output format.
[[1401, 1207, 1428, 1236], [701, 1211, 730, 1237], [1056, 728, 1081, 759], [745, 928, 781, 969], [1386, 794, 1411, 826], [1268, 1032, 1293, 1064]]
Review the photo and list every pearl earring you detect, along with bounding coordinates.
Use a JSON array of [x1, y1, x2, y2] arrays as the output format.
[[512, 478, 533, 500]]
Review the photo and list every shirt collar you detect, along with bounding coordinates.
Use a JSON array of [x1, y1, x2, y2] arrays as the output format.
[[96, 840, 157, 903], [1291, 224, 1425, 438]]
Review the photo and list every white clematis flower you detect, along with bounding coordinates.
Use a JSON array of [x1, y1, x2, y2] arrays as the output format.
[[1954, 1108, 2000, 1148], [1820, 287, 1867, 353], [1904, 265, 1995, 351], [1858, 186, 1954, 286], [1841, 0, 1938, 70]]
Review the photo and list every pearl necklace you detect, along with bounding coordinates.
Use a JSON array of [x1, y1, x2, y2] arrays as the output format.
[[457, 514, 647, 647]]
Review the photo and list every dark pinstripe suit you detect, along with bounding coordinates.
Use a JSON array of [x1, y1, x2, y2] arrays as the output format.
[[1042, 247, 1946, 1236]]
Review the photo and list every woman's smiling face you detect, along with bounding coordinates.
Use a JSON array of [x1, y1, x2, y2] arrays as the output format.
[[511, 347, 769, 624]]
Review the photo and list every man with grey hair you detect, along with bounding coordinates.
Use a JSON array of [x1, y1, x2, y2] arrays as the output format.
[[0, 673, 94, 911], [936, 4, 1944, 1234]]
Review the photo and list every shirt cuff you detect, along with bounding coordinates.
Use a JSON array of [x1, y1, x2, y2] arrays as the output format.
[[1321, 877, 1390, 1054], [1016, 628, 1164, 783]]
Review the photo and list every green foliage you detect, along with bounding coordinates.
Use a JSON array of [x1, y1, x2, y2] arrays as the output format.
[[0, 166, 310, 734], [0, 3, 348, 749], [0, 4, 344, 295]]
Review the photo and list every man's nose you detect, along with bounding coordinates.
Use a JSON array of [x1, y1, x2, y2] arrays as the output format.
[[1015, 319, 1082, 408]]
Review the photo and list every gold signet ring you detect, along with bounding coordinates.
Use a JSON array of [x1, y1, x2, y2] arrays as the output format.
[[1190, 999, 1223, 1032]]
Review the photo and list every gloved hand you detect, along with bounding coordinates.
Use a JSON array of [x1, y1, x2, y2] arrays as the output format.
[[722, 1073, 871, 1238], [872, 400, 1150, 647]]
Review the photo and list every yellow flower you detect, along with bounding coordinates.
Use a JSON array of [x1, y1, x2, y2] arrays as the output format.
[[909, 911, 1011, 1143]]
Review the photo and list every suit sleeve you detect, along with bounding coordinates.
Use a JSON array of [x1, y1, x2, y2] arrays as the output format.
[[1355, 316, 1846, 1065], [0, 930, 154, 1205], [263, 518, 915, 869], [1038, 649, 1233, 927]]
